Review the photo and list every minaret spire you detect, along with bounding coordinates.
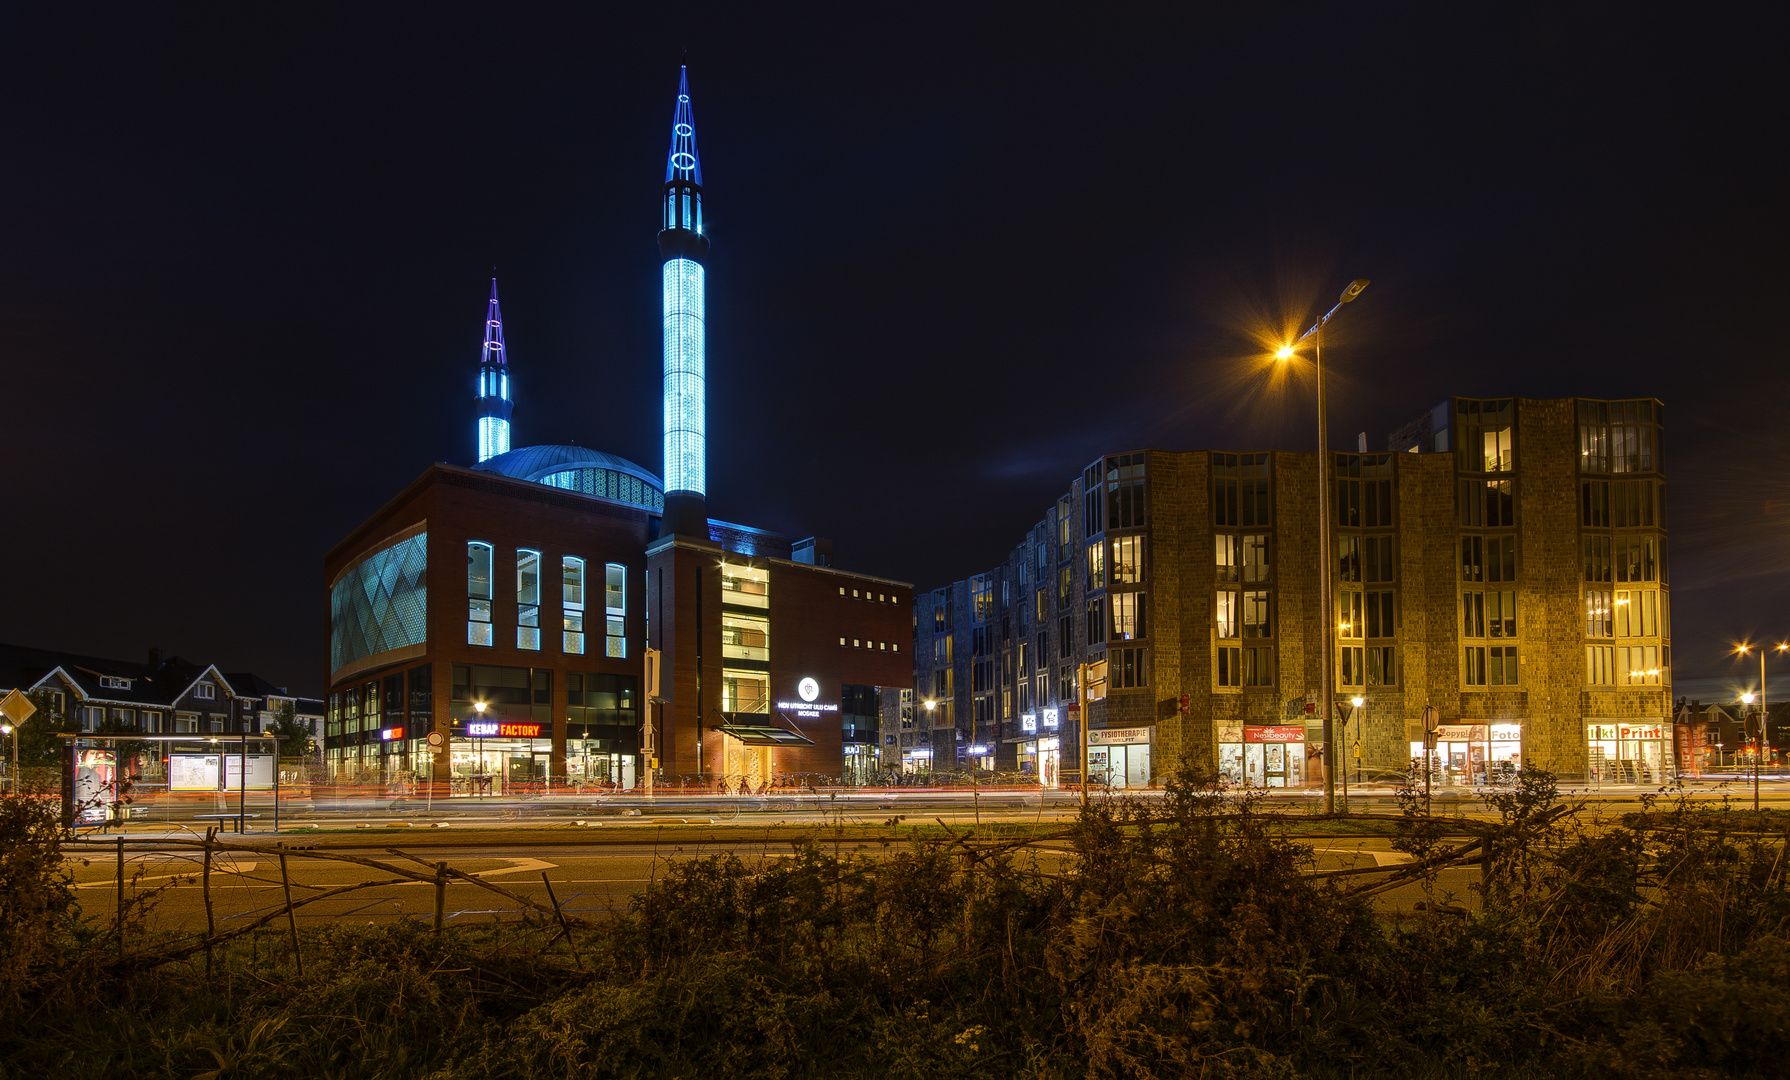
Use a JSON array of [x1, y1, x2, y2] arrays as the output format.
[[659, 61, 709, 536], [475, 277, 513, 463]]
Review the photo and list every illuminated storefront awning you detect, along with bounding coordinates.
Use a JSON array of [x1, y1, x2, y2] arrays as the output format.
[[716, 724, 814, 747]]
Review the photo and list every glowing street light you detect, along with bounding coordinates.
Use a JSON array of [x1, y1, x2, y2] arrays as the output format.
[[1733, 642, 1786, 812], [1277, 278, 1371, 814]]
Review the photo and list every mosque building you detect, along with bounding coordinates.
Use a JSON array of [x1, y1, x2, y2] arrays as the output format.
[[323, 65, 909, 793]]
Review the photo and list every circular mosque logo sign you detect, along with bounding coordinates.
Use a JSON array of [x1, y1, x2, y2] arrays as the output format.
[[797, 678, 820, 703]]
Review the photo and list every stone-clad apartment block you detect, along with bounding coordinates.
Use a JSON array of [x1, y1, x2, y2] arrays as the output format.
[[899, 397, 1671, 788]]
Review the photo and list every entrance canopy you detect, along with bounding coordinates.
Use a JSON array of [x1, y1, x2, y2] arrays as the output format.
[[717, 723, 814, 747]]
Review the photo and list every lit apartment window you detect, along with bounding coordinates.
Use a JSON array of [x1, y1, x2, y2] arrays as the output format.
[[517, 549, 542, 650], [605, 564, 627, 658], [563, 556, 586, 654], [194, 682, 216, 700], [468, 542, 494, 646]]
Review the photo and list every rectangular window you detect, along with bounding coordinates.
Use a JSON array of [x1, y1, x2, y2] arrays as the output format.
[[1106, 454, 1147, 530], [1584, 535, 1612, 582], [1487, 590, 1515, 638], [971, 574, 994, 622], [1609, 399, 1659, 474], [1338, 591, 1363, 639], [1111, 535, 1144, 584], [1460, 478, 1515, 528], [1339, 646, 1364, 687], [1059, 616, 1073, 658], [468, 541, 494, 646], [1216, 535, 1239, 582], [516, 549, 541, 650], [1457, 399, 1515, 473], [1086, 598, 1104, 644], [1215, 589, 1238, 638], [562, 556, 585, 653], [1581, 480, 1611, 527], [721, 614, 770, 660], [1465, 646, 1486, 686], [1217, 645, 1241, 687], [1242, 590, 1271, 638], [1462, 591, 1485, 638], [1364, 535, 1393, 583], [1084, 465, 1104, 536], [1612, 480, 1655, 527], [1615, 535, 1657, 582], [1368, 646, 1396, 686], [1085, 543, 1105, 591], [1337, 535, 1361, 583], [1615, 590, 1659, 637], [1337, 475, 1359, 527], [1585, 589, 1613, 637], [1057, 497, 1073, 561], [1212, 452, 1270, 526], [1486, 536, 1517, 582], [1618, 645, 1662, 685], [1242, 534, 1269, 582], [1036, 587, 1047, 623], [1111, 591, 1145, 641], [1244, 646, 1274, 686], [1489, 646, 1519, 686], [1366, 590, 1394, 638], [1461, 536, 1483, 582], [1578, 400, 1610, 473], [194, 682, 216, 700], [1057, 566, 1072, 609], [1587, 645, 1615, 685], [1110, 645, 1147, 688]]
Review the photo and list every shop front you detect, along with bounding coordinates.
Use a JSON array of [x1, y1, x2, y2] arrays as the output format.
[[1088, 726, 1153, 789], [1018, 736, 1062, 787], [716, 720, 814, 791], [1217, 725, 1306, 788], [1586, 720, 1670, 785], [449, 719, 551, 796], [1407, 723, 1523, 786], [900, 746, 933, 774]]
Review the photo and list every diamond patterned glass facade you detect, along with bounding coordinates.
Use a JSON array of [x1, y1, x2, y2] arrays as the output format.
[[331, 533, 429, 674]]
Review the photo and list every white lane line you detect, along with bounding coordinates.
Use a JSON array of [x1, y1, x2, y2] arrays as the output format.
[[474, 857, 557, 877], [74, 862, 259, 888], [1308, 847, 1413, 867]]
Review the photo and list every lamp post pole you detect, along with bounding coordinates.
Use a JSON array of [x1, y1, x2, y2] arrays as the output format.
[[1736, 643, 1785, 814], [1, 724, 11, 795], [1279, 279, 1370, 815]]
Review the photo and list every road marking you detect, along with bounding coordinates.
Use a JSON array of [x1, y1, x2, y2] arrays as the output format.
[[474, 857, 557, 877], [74, 861, 258, 888], [1308, 847, 1414, 867]]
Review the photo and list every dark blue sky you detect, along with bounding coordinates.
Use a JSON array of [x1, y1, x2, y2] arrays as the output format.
[[2, 4, 1785, 696]]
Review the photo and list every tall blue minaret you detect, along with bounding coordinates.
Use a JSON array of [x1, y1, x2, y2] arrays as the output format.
[[659, 63, 709, 537], [475, 278, 512, 463]]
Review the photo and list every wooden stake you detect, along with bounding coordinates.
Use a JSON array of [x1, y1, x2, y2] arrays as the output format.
[[434, 861, 447, 933], [202, 826, 216, 972], [279, 845, 304, 976], [115, 835, 125, 959], [540, 870, 581, 968]]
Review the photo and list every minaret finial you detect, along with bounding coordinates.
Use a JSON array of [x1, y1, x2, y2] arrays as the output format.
[[475, 278, 513, 463], [665, 62, 702, 186]]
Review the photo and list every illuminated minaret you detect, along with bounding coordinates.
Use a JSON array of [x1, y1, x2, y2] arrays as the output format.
[[474, 278, 512, 463], [659, 63, 709, 537]]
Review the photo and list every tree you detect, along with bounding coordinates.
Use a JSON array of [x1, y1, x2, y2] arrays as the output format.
[[14, 689, 79, 770], [267, 700, 316, 761]]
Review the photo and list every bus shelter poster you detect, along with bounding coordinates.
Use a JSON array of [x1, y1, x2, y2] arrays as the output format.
[[169, 754, 221, 792], [223, 754, 275, 791], [73, 748, 118, 825]]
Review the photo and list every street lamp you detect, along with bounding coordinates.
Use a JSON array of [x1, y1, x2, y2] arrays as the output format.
[[1735, 643, 1785, 813], [1278, 278, 1371, 814]]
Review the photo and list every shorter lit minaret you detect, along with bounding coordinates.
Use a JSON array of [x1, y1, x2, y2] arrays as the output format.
[[474, 278, 512, 463], [659, 63, 709, 536]]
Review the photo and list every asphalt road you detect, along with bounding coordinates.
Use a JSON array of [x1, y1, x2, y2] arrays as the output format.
[[66, 834, 1475, 935]]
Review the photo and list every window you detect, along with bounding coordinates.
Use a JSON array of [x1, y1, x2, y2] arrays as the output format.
[[1337, 535, 1361, 583], [1111, 592, 1145, 641], [721, 614, 769, 660], [1036, 587, 1047, 623], [1586, 589, 1613, 637], [1465, 646, 1485, 686], [1615, 590, 1658, 637], [1587, 645, 1615, 685], [516, 549, 541, 650], [1217, 646, 1241, 687], [468, 542, 494, 646], [1085, 544, 1105, 591], [934, 598, 947, 633], [1216, 535, 1239, 582], [1339, 647, 1364, 687], [1111, 535, 1144, 584], [194, 682, 216, 700], [1242, 590, 1271, 638], [1368, 646, 1396, 686], [1365, 590, 1395, 638], [605, 563, 627, 658], [1084, 464, 1104, 536], [1057, 566, 1072, 609], [1364, 535, 1394, 583], [1578, 400, 1611, 473], [1615, 536, 1657, 582], [1086, 598, 1105, 644], [1213, 453, 1270, 527], [1610, 400, 1660, 474], [1460, 478, 1515, 528], [1490, 646, 1519, 686], [1242, 534, 1269, 582], [971, 575, 994, 622], [100, 675, 131, 690], [1059, 616, 1073, 658], [1216, 590, 1239, 638], [1581, 481, 1610, 527], [1487, 536, 1517, 582], [1106, 454, 1147, 529], [1059, 666, 1075, 702], [1112, 645, 1147, 688], [1057, 499, 1073, 562], [1618, 645, 1662, 685], [1338, 592, 1363, 639], [1585, 535, 1613, 582], [563, 557, 585, 653], [1457, 399, 1515, 473], [1612, 480, 1656, 527]]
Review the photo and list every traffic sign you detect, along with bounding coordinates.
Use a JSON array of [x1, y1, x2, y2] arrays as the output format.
[[1422, 705, 1439, 734], [426, 731, 444, 748], [0, 690, 36, 725]]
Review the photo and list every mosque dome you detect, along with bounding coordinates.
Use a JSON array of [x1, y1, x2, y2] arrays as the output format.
[[473, 444, 665, 513]]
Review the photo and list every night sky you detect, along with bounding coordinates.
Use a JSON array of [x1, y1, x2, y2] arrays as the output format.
[[3, 6, 1785, 698]]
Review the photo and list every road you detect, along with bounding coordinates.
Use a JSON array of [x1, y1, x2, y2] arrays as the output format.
[[66, 833, 1477, 935]]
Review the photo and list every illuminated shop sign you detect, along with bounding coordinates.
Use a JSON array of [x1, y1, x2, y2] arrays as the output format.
[[1243, 726, 1304, 744], [380, 726, 404, 741], [1042, 708, 1059, 729], [1587, 723, 1663, 741], [1089, 727, 1154, 746], [466, 722, 543, 738], [1021, 713, 1037, 733], [968, 744, 990, 755], [777, 677, 837, 719]]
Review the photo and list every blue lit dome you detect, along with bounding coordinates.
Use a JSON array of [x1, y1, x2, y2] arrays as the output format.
[[474, 444, 665, 512]]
